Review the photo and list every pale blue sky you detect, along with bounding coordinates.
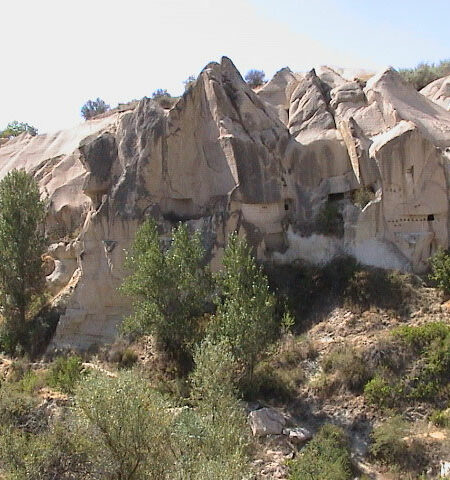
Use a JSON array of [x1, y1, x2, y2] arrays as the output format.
[[1, 0, 448, 134]]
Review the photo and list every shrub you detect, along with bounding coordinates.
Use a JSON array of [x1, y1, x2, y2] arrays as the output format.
[[47, 355, 84, 394], [370, 416, 426, 471], [322, 346, 372, 393], [315, 202, 344, 236], [364, 375, 398, 407], [343, 268, 408, 313], [429, 248, 450, 294], [76, 371, 174, 480], [288, 424, 353, 480], [398, 60, 450, 90], [178, 339, 251, 479], [352, 187, 375, 209], [0, 384, 39, 430], [183, 75, 196, 91], [430, 408, 450, 428], [152, 89, 176, 108], [0, 120, 38, 138], [118, 348, 138, 369], [244, 69, 265, 88], [0, 422, 94, 480], [80, 97, 110, 120]]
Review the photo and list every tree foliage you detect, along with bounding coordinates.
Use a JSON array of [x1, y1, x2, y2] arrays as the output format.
[[288, 424, 353, 480], [0, 121, 37, 139], [208, 233, 277, 380], [398, 59, 450, 90], [429, 248, 450, 294], [121, 220, 212, 367], [80, 98, 110, 120], [0, 170, 46, 355], [244, 69, 265, 88]]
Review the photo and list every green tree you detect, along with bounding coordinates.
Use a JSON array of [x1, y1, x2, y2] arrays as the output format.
[[0, 121, 38, 138], [244, 69, 265, 88], [121, 219, 211, 368], [80, 98, 110, 120], [209, 233, 277, 382], [0, 170, 46, 355]]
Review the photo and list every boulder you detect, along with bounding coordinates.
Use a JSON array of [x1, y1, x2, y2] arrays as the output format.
[[248, 408, 286, 436]]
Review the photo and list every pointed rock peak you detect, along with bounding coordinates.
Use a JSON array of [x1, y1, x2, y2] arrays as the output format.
[[365, 66, 410, 91]]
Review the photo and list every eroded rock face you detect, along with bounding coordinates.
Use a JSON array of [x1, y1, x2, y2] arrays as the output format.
[[1, 57, 450, 349]]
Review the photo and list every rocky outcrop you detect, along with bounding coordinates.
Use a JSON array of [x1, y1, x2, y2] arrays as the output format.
[[1, 57, 450, 349], [421, 75, 450, 112]]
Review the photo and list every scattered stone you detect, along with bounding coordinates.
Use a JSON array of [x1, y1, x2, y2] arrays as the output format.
[[282, 426, 313, 444]]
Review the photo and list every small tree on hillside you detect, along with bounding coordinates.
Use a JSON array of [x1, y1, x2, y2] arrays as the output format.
[[0, 170, 46, 354], [208, 233, 277, 381], [245, 69, 265, 88], [0, 121, 38, 138], [121, 219, 212, 369], [80, 98, 110, 120]]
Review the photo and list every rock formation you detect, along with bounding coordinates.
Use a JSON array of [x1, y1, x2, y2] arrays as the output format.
[[1, 57, 450, 349]]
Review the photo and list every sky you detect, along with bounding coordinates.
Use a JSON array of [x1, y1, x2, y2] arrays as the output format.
[[1, 0, 449, 134]]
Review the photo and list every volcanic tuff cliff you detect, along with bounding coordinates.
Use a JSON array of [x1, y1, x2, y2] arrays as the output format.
[[1, 57, 450, 350]]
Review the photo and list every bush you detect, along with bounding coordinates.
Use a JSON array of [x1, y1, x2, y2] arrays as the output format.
[[352, 187, 375, 209], [76, 371, 174, 480], [47, 355, 84, 394], [244, 69, 265, 88], [322, 345, 372, 393], [178, 339, 251, 479], [152, 89, 176, 108], [429, 248, 450, 294], [80, 98, 110, 120], [288, 424, 353, 480], [398, 60, 450, 90], [343, 268, 408, 313], [0, 422, 94, 480], [315, 202, 344, 237], [118, 348, 138, 369], [0, 121, 38, 138], [370, 416, 426, 471], [364, 375, 398, 407], [183, 75, 196, 91]]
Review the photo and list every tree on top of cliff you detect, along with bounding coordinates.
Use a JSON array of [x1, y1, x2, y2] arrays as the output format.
[[80, 98, 110, 120], [245, 69, 266, 88], [0, 121, 38, 138], [0, 170, 46, 355]]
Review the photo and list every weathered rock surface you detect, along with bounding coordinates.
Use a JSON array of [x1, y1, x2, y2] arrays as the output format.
[[421, 75, 450, 111], [248, 408, 286, 436], [1, 57, 450, 349]]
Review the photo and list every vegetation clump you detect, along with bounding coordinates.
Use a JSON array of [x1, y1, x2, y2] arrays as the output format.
[[47, 355, 85, 394], [429, 247, 450, 295], [0, 121, 37, 138], [244, 69, 265, 88], [80, 97, 110, 120], [288, 424, 353, 480], [398, 59, 450, 90]]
